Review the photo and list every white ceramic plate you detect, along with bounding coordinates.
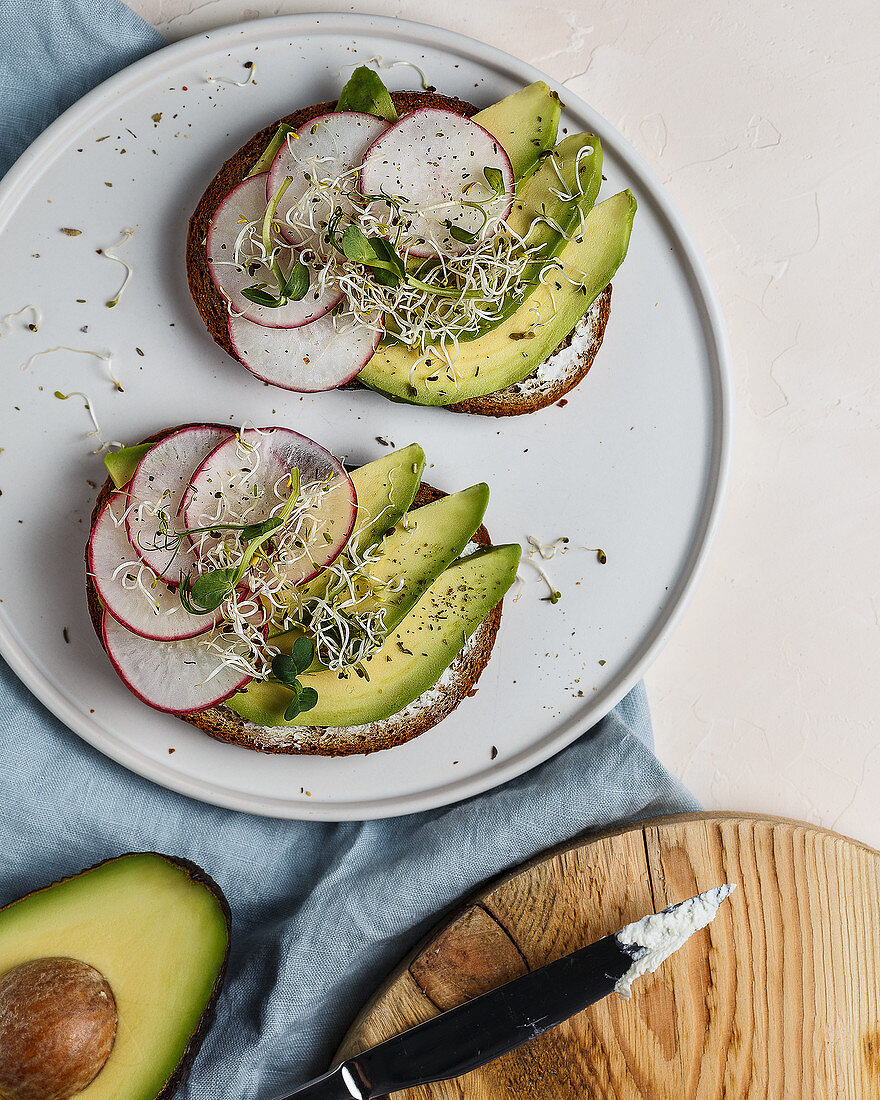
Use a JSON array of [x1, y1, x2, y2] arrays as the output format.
[[0, 14, 731, 819]]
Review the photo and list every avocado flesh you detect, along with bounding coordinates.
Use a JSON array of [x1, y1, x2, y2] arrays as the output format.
[[232, 543, 521, 728], [0, 853, 229, 1100], [358, 188, 637, 406], [473, 81, 561, 179], [230, 483, 490, 716], [347, 444, 425, 556], [104, 443, 152, 489], [459, 132, 603, 341], [284, 444, 426, 621]]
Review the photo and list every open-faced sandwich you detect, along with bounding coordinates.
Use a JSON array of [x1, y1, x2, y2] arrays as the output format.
[[85, 424, 520, 755], [188, 69, 636, 415]]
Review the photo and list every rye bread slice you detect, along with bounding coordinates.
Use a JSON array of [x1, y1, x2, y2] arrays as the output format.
[[86, 426, 504, 756], [187, 91, 611, 417]]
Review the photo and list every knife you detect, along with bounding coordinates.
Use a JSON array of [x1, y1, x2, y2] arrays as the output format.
[[276, 883, 735, 1099]]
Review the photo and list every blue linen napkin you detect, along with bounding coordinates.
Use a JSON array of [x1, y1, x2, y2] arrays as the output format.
[[0, 3, 700, 1096]]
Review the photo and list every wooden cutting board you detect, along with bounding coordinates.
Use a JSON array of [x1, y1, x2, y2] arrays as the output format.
[[338, 813, 880, 1097]]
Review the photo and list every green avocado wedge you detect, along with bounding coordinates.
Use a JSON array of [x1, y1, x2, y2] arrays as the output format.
[[0, 853, 229, 1100], [458, 132, 602, 341], [104, 443, 152, 489], [270, 482, 490, 675], [473, 81, 561, 179], [347, 444, 425, 556], [357, 188, 637, 406], [228, 543, 521, 728], [289, 443, 426, 616]]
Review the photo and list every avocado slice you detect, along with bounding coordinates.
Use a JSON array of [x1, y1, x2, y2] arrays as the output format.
[[287, 443, 426, 620], [329, 483, 490, 634], [231, 543, 520, 728], [358, 188, 637, 406], [0, 853, 229, 1100], [473, 81, 561, 179], [103, 443, 152, 489], [459, 132, 603, 341], [231, 483, 491, 715], [347, 443, 425, 556]]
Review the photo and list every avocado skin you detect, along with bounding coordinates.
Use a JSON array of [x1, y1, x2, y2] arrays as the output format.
[[0, 853, 230, 1100]]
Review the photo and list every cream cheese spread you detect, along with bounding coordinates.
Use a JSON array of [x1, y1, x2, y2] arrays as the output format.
[[614, 883, 736, 999]]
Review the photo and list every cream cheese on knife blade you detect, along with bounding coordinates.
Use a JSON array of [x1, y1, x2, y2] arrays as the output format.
[[615, 883, 736, 999]]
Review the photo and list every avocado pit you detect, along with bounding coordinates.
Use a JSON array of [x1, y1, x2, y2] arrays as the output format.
[[0, 957, 117, 1100]]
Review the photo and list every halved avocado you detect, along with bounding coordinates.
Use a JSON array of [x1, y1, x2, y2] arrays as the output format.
[[358, 189, 637, 406], [231, 543, 521, 728], [473, 81, 561, 179], [0, 853, 229, 1100]]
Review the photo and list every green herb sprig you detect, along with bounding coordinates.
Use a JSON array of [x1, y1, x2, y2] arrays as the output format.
[[270, 636, 319, 720], [332, 166, 509, 292], [241, 175, 311, 309], [178, 469, 300, 614]]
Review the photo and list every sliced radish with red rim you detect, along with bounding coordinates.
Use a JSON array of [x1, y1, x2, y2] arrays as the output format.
[[206, 174, 342, 328], [101, 612, 251, 713], [125, 424, 234, 585], [227, 310, 380, 393], [89, 494, 221, 641], [181, 426, 357, 587], [267, 112, 389, 251], [360, 108, 515, 258]]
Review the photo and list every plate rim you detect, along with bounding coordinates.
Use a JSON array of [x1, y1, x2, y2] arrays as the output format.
[[0, 12, 733, 820]]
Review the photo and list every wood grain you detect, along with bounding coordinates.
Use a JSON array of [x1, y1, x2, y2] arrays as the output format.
[[337, 813, 880, 1097]]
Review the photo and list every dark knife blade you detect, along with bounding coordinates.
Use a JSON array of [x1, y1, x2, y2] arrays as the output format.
[[278, 932, 637, 1100], [276, 884, 734, 1100]]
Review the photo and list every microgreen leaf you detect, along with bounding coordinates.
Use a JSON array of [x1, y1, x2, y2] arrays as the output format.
[[283, 691, 304, 722], [281, 258, 310, 302], [339, 226, 405, 282], [449, 225, 480, 245], [188, 568, 237, 612], [371, 266, 402, 288], [241, 287, 286, 307], [272, 643, 318, 720], [483, 166, 505, 195], [240, 516, 283, 541], [291, 635, 314, 674], [335, 66, 399, 122], [297, 687, 319, 713], [340, 224, 377, 265], [271, 653, 301, 686]]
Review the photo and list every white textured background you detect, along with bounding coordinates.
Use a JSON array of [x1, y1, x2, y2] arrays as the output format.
[[126, 0, 880, 846]]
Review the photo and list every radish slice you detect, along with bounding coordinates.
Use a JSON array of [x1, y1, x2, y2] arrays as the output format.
[[89, 494, 220, 641], [267, 112, 389, 250], [206, 174, 342, 328], [102, 612, 250, 713], [360, 108, 515, 258], [227, 310, 380, 392], [181, 427, 357, 587], [125, 424, 235, 585]]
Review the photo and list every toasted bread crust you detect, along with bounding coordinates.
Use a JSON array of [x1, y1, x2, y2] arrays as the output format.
[[186, 92, 613, 416], [447, 284, 612, 416], [86, 426, 504, 756]]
